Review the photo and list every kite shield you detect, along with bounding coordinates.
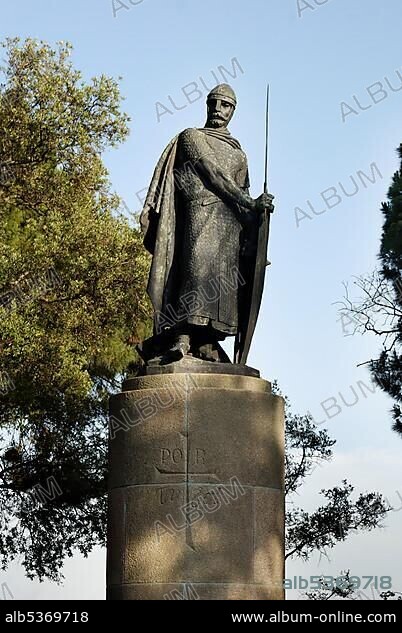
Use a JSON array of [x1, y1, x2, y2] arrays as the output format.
[[234, 210, 271, 365]]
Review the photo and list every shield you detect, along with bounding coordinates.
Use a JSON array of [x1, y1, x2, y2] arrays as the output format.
[[234, 210, 271, 364]]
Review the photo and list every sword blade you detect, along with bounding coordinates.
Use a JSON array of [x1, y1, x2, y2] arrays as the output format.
[[264, 83, 270, 194]]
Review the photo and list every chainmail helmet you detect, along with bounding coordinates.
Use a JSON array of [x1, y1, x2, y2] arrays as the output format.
[[206, 84, 237, 108]]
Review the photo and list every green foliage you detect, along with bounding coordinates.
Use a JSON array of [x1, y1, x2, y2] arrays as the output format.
[[338, 143, 402, 436], [284, 394, 335, 497], [380, 144, 402, 277], [274, 383, 389, 597], [286, 482, 387, 562], [0, 38, 151, 581], [372, 144, 402, 435]]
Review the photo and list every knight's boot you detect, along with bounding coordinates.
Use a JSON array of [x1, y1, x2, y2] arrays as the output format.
[[197, 342, 219, 362], [165, 333, 190, 362]]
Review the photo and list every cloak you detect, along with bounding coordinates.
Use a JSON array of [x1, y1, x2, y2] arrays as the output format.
[[140, 127, 243, 326]]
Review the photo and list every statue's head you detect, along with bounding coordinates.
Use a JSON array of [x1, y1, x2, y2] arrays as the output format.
[[206, 84, 237, 129]]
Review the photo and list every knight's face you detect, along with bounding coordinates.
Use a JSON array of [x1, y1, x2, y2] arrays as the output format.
[[206, 98, 235, 128]]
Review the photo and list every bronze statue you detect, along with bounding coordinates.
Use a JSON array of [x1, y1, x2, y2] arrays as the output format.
[[139, 83, 274, 365]]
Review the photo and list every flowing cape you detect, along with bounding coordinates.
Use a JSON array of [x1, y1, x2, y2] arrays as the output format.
[[140, 128, 242, 319]]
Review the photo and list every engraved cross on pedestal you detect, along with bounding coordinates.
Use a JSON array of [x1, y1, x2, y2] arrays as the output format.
[[155, 442, 217, 550]]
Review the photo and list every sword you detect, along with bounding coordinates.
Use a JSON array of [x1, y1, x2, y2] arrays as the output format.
[[264, 83, 272, 266], [234, 84, 273, 363]]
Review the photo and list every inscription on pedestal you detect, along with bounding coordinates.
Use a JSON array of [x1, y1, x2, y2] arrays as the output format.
[[158, 447, 207, 469], [159, 488, 185, 505]]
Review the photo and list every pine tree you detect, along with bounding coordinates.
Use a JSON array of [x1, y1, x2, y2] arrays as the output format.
[[338, 144, 402, 437], [372, 144, 402, 435]]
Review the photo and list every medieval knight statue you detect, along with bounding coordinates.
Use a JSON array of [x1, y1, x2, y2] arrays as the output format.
[[139, 83, 274, 366]]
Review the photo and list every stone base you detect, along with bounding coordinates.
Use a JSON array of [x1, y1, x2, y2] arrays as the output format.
[[136, 355, 260, 378], [107, 372, 284, 600]]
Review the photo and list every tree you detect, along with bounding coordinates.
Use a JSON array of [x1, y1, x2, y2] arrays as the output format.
[[0, 38, 151, 581], [373, 145, 402, 435], [279, 384, 390, 599], [337, 145, 402, 436]]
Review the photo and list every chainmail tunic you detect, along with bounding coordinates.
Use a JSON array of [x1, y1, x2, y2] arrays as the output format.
[[171, 128, 250, 335]]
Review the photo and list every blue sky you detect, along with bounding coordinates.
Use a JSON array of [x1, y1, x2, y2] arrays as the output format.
[[1, 0, 402, 600]]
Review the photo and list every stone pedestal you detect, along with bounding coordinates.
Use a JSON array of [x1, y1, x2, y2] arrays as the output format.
[[107, 367, 284, 600]]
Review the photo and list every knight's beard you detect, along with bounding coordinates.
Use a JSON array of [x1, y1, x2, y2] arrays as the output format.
[[208, 117, 227, 128]]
